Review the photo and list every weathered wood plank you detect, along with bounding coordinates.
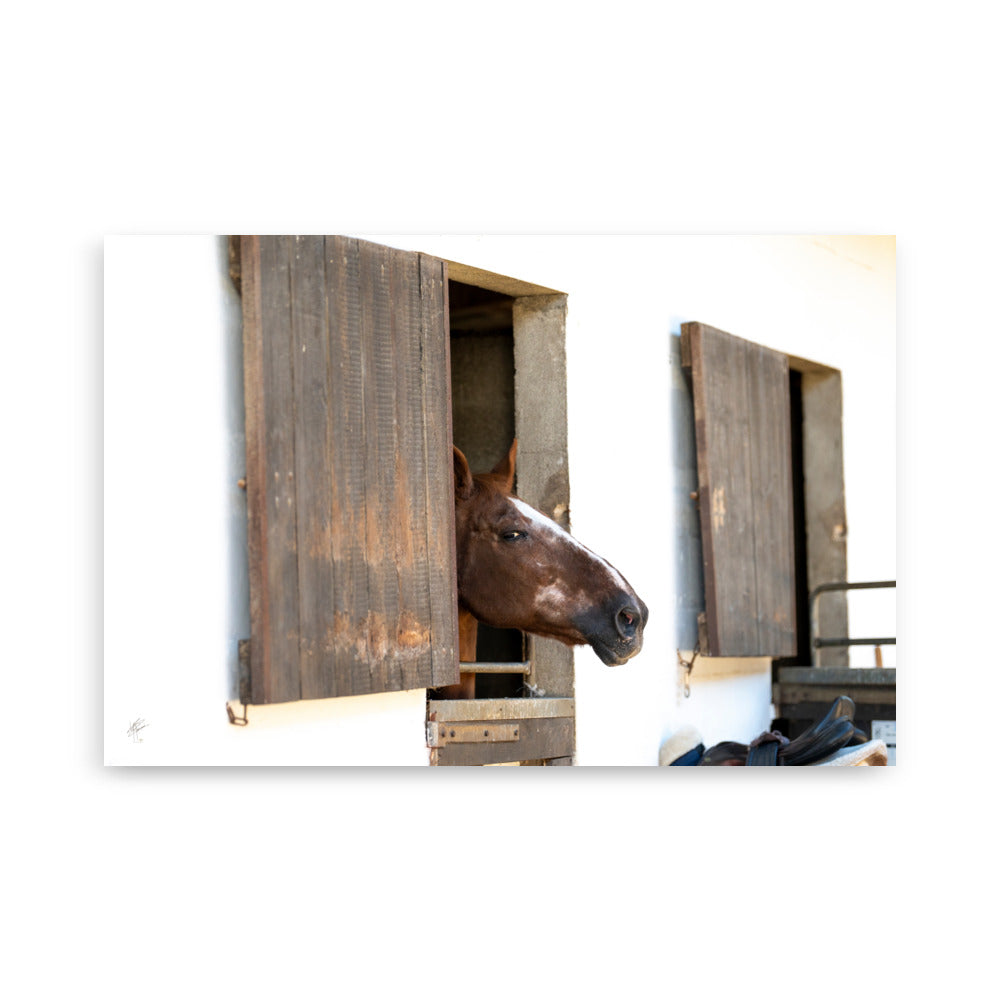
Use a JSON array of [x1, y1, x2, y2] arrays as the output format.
[[430, 717, 573, 765], [420, 255, 460, 688], [326, 236, 370, 697], [258, 236, 300, 703], [801, 369, 849, 666], [778, 700, 896, 722], [746, 340, 796, 657], [358, 240, 402, 694], [390, 248, 435, 690], [774, 685, 896, 706], [683, 322, 754, 655], [512, 294, 574, 698], [290, 235, 337, 699], [240, 236, 271, 703], [776, 667, 896, 686], [774, 667, 896, 709], [428, 697, 574, 721]]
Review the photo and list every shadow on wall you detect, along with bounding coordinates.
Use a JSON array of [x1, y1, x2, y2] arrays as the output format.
[[669, 331, 705, 651]]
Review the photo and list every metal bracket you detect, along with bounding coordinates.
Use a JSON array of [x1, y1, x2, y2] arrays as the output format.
[[427, 721, 520, 746], [677, 643, 700, 698], [226, 702, 248, 726]]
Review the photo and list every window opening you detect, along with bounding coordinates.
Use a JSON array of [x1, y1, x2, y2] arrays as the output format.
[[447, 279, 525, 698], [427, 265, 573, 765]]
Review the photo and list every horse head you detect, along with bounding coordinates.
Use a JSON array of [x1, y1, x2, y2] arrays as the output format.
[[453, 440, 648, 666]]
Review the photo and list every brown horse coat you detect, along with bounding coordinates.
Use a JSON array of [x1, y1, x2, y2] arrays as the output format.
[[453, 441, 648, 668]]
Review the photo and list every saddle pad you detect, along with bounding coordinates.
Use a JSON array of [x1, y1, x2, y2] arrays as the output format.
[[813, 739, 889, 766]]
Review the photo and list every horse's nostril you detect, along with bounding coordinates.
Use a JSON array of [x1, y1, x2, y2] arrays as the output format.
[[617, 605, 640, 639]]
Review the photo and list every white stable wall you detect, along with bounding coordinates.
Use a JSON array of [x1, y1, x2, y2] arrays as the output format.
[[372, 236, 896, 765], [104, 235, 895, 766], [104, 236, 429, 765]]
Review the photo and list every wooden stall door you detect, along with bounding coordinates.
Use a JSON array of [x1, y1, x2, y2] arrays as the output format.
[[681, 321, 797, 658], [241, 235, 460, 704]]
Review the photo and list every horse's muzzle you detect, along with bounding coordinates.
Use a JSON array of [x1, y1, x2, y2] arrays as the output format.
[[579, 595, 649, 666]]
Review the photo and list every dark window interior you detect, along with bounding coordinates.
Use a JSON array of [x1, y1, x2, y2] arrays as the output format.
[[448, 280, 525, 695], [775, 369, 811, 668]]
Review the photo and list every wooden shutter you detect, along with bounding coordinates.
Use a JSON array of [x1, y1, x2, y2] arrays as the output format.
[[681, 321, 797, 657], [241, 235, 459, 703]]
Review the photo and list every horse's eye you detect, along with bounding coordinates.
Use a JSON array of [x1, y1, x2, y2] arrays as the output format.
[[501, 530, 526, 542]]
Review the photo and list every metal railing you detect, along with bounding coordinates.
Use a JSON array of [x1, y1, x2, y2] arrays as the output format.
[[809, 580, 896, 668]]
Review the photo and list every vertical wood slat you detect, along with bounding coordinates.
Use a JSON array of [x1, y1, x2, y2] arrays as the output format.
[[390, 248, 434, 690], [745, 342, 797, 656], [241, 235, 271, 702], [258, 236, 300, 703], [681, 321, 797, 657], [241, 235, 459, 703], [290, 235, 335, 700], [685, 321, 755, 654], [326, 236, 372, 697], [358, 240, 402, 694], [419, 257, 460, 686]]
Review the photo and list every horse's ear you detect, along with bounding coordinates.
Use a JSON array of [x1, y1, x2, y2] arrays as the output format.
[[491, 438, 517, 494], [453, 445, 474, 501]]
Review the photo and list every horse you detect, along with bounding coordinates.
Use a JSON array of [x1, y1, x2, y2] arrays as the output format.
[[445, 440, 648, 696]]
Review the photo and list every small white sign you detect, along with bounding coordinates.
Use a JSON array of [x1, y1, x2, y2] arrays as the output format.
[[872, 719, 896, 765]]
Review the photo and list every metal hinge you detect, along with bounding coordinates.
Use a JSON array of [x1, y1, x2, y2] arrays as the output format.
[[226, 639, 252, 725], [427, 721, 521, 747]]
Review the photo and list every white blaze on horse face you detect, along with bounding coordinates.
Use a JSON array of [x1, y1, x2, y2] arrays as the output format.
[[509, 497, 632, 602], [534, 582, 572, 615]]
